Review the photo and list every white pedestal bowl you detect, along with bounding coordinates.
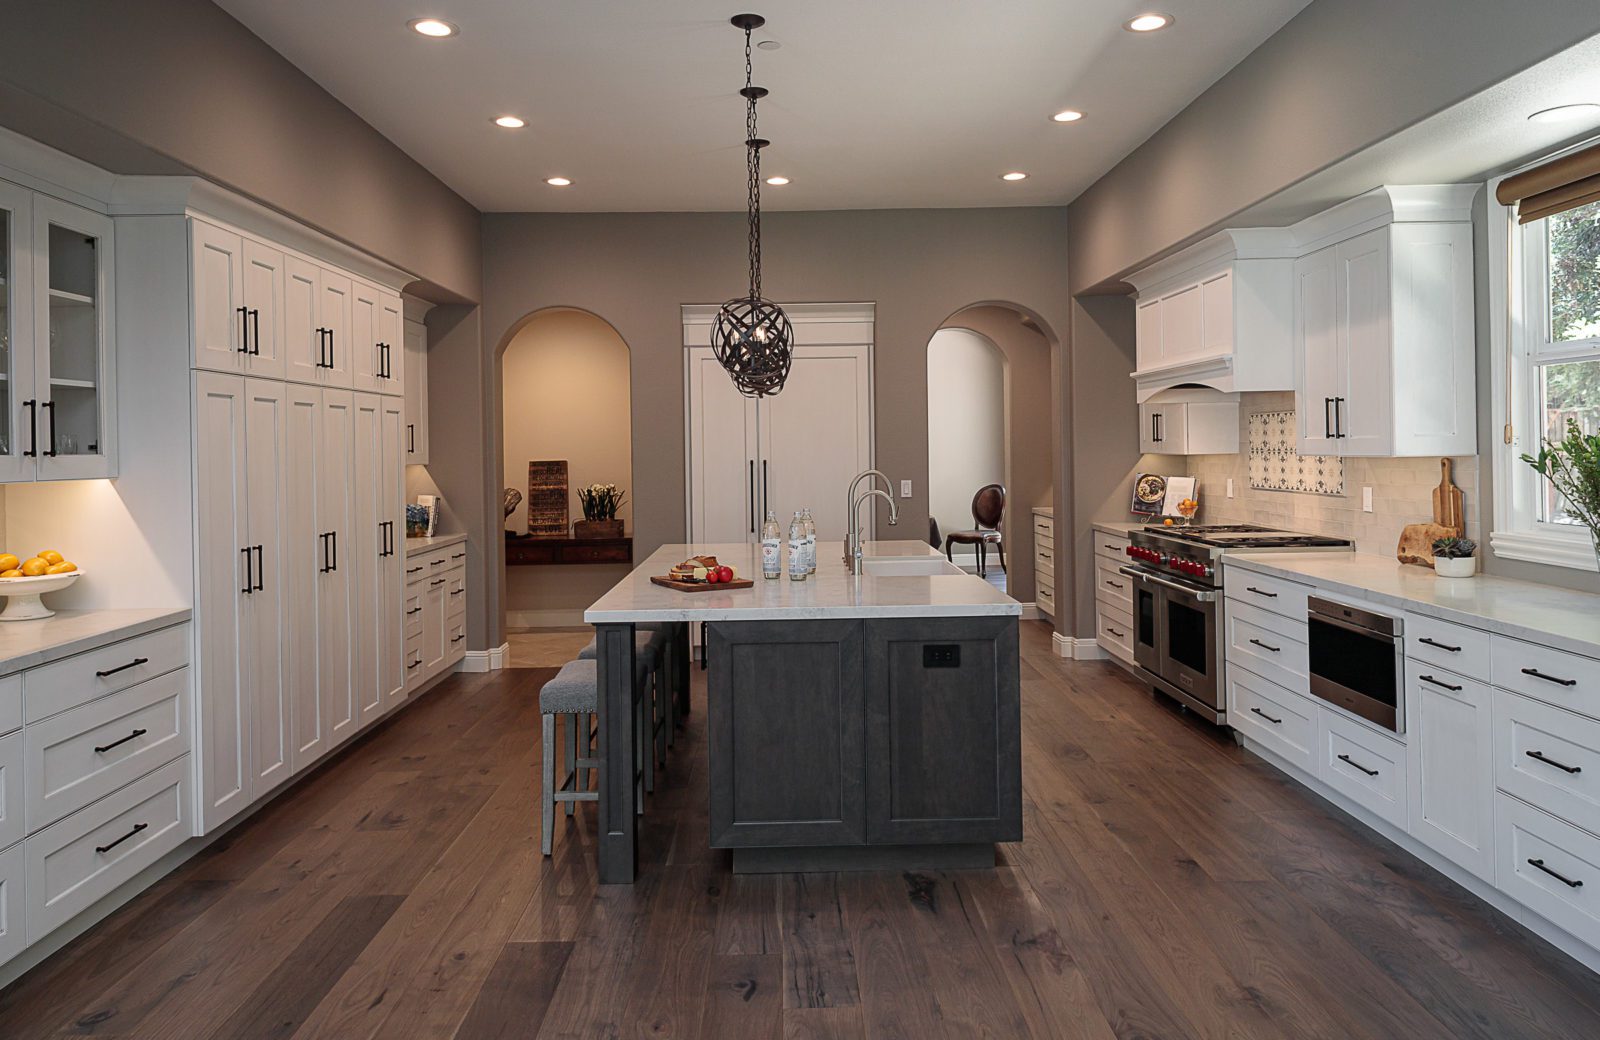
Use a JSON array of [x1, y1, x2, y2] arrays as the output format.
[[0, 571, 82, 621]]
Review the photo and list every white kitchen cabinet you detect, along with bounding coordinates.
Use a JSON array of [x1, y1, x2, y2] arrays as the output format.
[[402, 317, 429, 464], [350, 282, 403, 397], [379, 397, 406, 711], [284, 385, 323, 772], [189, 219, 286, 380], [317, 269, 354, 390], [352, 392, 405, 728], [0, 842, 22, 970], [1406, 665, 1495, 882], [1294, 218, 1475, 457], [1138, 392, 1238, 455], [285, 258, 355, 389], [316, 389, 358, 750]]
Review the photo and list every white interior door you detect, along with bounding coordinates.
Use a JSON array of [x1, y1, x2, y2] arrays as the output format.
[[285, 384, 324, 770], [686, 346, 760, 544], [244, 377, 290, 796], [759, 344, 873, 543]]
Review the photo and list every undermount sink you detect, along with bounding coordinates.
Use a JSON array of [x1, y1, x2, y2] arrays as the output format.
[[859, 556, 964, 577]]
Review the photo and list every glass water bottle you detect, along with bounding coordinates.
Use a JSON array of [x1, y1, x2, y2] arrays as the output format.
[[761, 511, 782, 579], [788, 512, 807, 581]]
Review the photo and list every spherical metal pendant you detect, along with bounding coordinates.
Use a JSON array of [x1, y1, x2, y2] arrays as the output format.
[[711, 295, 793, 398]]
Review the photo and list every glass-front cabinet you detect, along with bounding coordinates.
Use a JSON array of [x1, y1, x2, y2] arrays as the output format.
[[0, 183, 115, 483]]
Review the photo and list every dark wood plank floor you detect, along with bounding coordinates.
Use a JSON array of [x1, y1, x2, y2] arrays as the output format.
[[4, 621, 1600, 1038]]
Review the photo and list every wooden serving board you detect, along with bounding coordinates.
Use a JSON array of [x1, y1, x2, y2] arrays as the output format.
[[650, 576, 755, 593]]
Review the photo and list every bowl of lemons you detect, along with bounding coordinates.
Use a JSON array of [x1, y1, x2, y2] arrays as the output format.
[[0, 550, 80, 621]]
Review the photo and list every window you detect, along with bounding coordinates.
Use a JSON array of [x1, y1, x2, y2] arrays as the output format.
[[1492, 188, 1600, 570]]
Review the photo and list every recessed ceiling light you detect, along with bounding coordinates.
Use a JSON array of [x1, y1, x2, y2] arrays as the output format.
[[493, 115, 525, 128], [1000, 171, 1028, 182], [545, 176, 572, 187], [1528, 103, 1600, 124], [1124, 13, 1172, 32], [756, 39, 781, 50], [408, 17, 458, 38], [765, 175, 790, 186], [1052, 109, 1084, 123]]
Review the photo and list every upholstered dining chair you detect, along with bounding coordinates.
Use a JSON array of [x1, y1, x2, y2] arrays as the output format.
[[943, 483, 1006, 576]]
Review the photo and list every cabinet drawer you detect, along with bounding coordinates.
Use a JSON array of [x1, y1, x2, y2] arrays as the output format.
[[1318, 708, 1408, 830], [404, 591, 424, 638], [1035, 582, 1054, 617], [1223, 567, 1310, 620], [23, 624, 190, 723], [1094, 530, 1130, 564], [1495, 689, 1600, 837], [1094, 590, 1131, 629], [26, 755, 189, 940], [1032, 513, 1053, 542], [0, 674, 19, 736], [1229, 666, 1317, 775], [1097, 612, 1133, 658], [446, 618, 467, 660], [1406, 613, 1488, 680], [1492, 636, 1600, 719], [0, 842, 22, 969], [1495, 794, 1600, 951], [1095, 562, 1131, 611], [1225, 599, 1308, 694], [403, 639, 425, 687], [402, 557, 429, 584], [1034, 542, 1057, 577], [1034, 557, 1054, 586], [24, 669, 190, 831], [446, 546, 468, 567], [0, 731, 22, 850], [446, 571, 467, 613]]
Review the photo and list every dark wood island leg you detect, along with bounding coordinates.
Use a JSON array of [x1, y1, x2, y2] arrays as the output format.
[[596, 622, 638, 884]]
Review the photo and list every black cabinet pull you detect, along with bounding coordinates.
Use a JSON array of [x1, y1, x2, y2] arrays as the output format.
[[1248, 638, 1281, 654], [408, 423, 416, 454], [319, 532, 331, 573], [1105, 626, 1124, 638], [240, 547, 253, 595], [1522, 667, 1577, 688], [1526, 750, 1582, 775], [451, 552, 466, 560], [22, 399, 36, 457], [331, 530, 338, 572], [451, 634, 465, 644], [1246, 586, 1278, 599], [253, 546, 264, 591], [431, 559, 446, 566], [96, 822, 148, 855], [1337, 753, 1379, 777], [327, 328, 336, 368], [237, 305, 250, 353], [1419, 637, 1462, 653], [41, 401, 57, 458], [1250, 706, 1283, 724], [1103, 579, 1121, 589], [96, 657, 149, 678], [748, 460, 755, 533], [762, 459, 769, 519], [406, 566, 422, 576], [1528, 858, 1583, 888], [1419, 674, 1463, 692], [406, 605, 423, 616], [94, 728, 147, 754], [430, 578, 445, 587], [407, 659, 421, 670], [1333, 397, 1346, 439], [250, 308, 261, 355], [314, 328, 327, 367], [1324, 397, 1333, 439], [451, 588, 463, 596]]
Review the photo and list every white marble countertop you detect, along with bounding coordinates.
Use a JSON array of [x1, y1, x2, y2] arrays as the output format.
[[584, 541, 1020, 623], [1093, 521, 1144, 536], [0, 607, 192, 678], [1225, 551, 1600, 659], [405, 533, 467, 557]]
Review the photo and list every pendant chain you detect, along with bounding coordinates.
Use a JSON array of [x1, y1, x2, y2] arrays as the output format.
[[744, 26, 762, 300]]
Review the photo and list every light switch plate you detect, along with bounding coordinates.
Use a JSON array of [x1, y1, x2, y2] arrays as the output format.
[[1362, 486, 1374, 512], [900, 480, 912, 498], [1226, 478, 1234, 499]]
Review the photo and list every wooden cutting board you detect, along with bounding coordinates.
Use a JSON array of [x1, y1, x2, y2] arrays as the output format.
[[650, 576, 755, 593], [1397, 458, 1465, 565], [1432, 457, 1464, 533]]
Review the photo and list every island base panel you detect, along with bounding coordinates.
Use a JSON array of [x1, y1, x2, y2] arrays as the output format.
[[731, 843, 996, 874]]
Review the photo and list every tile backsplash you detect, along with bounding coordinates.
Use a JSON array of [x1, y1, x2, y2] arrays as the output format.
[[1187, 392, 1480, 556]]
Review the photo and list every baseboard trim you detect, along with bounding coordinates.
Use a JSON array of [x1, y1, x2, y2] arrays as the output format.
[[1051, 632, 1107, 660], [507, 608, 587, 628], [1019, 603, 1040, 621], [457, 642, 510, 672]]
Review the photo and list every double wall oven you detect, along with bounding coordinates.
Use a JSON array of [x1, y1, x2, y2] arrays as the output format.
[[1119, 524, 1352, 724]]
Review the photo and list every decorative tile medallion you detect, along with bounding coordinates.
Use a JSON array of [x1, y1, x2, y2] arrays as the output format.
[[1248, 410, 1344, 495]]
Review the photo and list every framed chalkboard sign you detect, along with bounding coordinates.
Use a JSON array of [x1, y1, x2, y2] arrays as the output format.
[[527, 460, 569, 536]]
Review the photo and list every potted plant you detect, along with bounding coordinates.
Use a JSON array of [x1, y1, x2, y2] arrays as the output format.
[[574, 483, 626, 538], [1431, 536, 1477, 578], [1523, 417, 1600, 571]]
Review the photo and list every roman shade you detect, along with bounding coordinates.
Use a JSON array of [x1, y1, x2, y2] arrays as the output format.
[[1496, 140, 1600, 223]]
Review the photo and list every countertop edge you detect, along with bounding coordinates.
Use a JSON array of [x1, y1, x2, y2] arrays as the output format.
[[1092, 521, 1143, 536], [0, 607, 193, 678], [584, 603, 1023, 623], [1223, 553, 1600, 659], [405, 533, 468, 557]]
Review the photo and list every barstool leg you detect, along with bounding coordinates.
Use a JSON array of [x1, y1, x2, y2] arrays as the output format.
[[563, 712, 577, 816], [541, 714, 556, 855]]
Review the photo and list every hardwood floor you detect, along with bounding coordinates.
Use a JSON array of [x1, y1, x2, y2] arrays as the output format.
[[4, 620, 1600, 1038]]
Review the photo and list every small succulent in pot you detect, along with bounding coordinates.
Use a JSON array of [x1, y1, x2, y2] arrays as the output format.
[[1431, 536, 1477, 578]]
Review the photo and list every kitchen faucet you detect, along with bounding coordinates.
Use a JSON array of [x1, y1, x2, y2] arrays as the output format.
[[850, 488, 899, 575], [844, 469, 893, 564]]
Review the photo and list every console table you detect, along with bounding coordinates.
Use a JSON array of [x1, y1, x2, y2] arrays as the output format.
[[505, 534, 633, 566]]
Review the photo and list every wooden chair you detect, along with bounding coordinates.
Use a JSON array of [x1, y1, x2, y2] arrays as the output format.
[[944, 483, 1006, 576]]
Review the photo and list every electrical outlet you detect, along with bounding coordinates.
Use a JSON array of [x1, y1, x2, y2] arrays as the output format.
[[900, 479, 912, 498], [1362, 486, 1374, 513], [1226, 478, 1234, 499]]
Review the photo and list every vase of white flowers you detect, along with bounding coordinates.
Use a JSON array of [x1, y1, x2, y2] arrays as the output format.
[[574, 483, 626, 538]]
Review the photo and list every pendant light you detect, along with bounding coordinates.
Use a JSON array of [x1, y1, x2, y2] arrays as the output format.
[[711, 13, 793, 398]]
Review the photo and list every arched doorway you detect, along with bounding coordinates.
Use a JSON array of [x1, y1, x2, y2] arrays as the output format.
[[500, 307, 633, 665], [927, 327, 1007, 582]]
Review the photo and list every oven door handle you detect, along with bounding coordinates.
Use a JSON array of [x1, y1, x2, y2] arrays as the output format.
[[1118, 566, 1217, 603]]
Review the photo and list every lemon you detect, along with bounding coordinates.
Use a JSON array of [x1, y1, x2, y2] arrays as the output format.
[[21, 558, 49, 577], [46, 561, 77, 575], [0, 569, 20, 579], [0, 554, 17, 572], [38, 550, 63, 566]]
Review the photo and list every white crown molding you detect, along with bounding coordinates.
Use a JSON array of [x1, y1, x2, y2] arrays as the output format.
[[403, 296, 438, 323], [0, 124, 117, 212], [1126, 227, 1296, 298]]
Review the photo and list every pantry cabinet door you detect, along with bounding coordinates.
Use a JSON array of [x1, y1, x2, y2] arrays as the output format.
[[757, 344, 872, 542], [0, 182, 35, 483], [192, 371, 251, 833], [285, 383, 324, 771], [350, 281, 382, 394], [351, 392, 384, 728], [241, 239, 287, 380], [190, 220, 245, 374], [686, 346, 760, 544], [380, 397, 406, 710], [1295, 243, 1342, 456], [318, 389, 358, 747], [377, 292, 403, 397], [317, 269, 354, 390], [284, 256, 322, 386], [244, 377, 291, 796]]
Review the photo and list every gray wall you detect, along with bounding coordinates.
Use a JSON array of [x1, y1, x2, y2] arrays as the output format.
[[479, 208, 1074, 643], [0, 0, 481, 301], [1067, 0, 1600, 293]]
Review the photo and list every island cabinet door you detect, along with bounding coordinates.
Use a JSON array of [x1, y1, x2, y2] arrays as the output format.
[[863, 616, 1022, 845], [707, 620, 865, 847]]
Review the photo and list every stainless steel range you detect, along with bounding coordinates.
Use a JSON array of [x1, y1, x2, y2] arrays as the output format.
[[1118, 524, 1352, 724]]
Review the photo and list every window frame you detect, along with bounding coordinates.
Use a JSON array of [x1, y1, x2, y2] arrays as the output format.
[[1490, 157, 1600, 572]]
